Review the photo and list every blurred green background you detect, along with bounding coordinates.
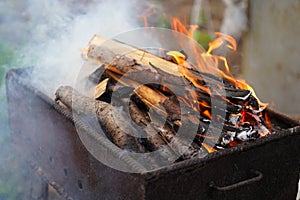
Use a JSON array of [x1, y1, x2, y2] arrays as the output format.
[[0, 0, 30, 199]]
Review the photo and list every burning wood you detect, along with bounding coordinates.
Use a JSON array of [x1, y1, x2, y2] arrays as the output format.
[[55, 31, 272, 163]]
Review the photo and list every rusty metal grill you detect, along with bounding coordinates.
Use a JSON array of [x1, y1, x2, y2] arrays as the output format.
[[6, 68, 300, 200]]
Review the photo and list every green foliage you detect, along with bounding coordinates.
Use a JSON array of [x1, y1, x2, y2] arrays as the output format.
[[192, 30, 213, 50], [0, 40, 17, 133], [0, 1, 23, 196], [154, 14, 213, 50], [156, 15, 171, 29]]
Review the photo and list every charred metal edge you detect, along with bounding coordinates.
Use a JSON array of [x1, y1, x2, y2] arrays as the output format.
[[266, 108, 300, 127], [6, 67, 300, 177], [6, 68, 147, 173], [145, 126, 300, 178]]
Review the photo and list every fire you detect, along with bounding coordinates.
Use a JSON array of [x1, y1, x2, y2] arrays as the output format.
[[236, 79, 268, 109], [162, 17, 272, 149], [171, 17, 198, 38], [264, 112, 272, 131], [207, 32, 237, 53], [136, 13, 271, 152], [205, 32, 236, 73], [166, 51, 186, 65], [196, 134, 216, 139], [201, 143, 217, 153], [167, 17, 267, 110], [202, 110, 212, 120]]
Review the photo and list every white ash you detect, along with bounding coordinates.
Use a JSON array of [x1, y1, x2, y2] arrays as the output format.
[[236, 128, 258, 141], [228, 113, 242, 125], [219, 124, 259, 147]]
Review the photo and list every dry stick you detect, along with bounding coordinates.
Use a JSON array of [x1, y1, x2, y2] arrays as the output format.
[[89, 64, 232, 154], [90, 60, 244, 117], [84, 36, 245, 119], [128, 100, 179, 162], [84, 36, 206, 147], [105, 67, 238, 132], [106, 70, 168, 117], [83, 35, 251, 102], [150, 114, 208, 160], [90, 63, 183, 142], [128, 100, 150, 127], [94, 78, 109, 99], [84, 35, 263, 148], [82, 35, 178, 76], [181, 68, 252, 100], [55, 86, 146, 153], [107, 70, 184, 122], [56, 85, 198, 163], [129, 97, 207, 160], [106, 70, 204, 128], [107, 71, 208, 159]]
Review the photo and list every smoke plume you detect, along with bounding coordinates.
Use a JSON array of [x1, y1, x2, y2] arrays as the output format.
[[21, 0, 142, 96]]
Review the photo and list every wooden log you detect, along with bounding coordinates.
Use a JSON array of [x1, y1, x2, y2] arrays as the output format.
[[55, 86, 146, 153], [82, 35, 180, 76], [150, 116, 208, 160], [88, 64, 105, 84], [85, 41, 251, 103], [94, 78, 109, 99], [128, 100, 181, 162], [83, 35, 249, 114], [118, 92, 207, 160], [81, 34, 270, 152], [106, 70, 182, 122], [104, 68, 257, 153]]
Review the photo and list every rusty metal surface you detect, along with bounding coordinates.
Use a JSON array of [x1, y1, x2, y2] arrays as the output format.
[[6, 68, 300, 200]]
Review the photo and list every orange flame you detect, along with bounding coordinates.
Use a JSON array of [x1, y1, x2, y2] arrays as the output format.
[[166, 51, 186, 65], [236, 79, 268, 109], [207, 32, 237, 53], [167, 17, 267, 110], [138, 14, 270, 151], [166, 51, 211, 94], [171, 17, 198, 38], [196, 134, 216, 139], [201, 143, 217, 153], [264, 112, 272, 131], [203, 32, 236, 74], [203, 110, 212, 119]]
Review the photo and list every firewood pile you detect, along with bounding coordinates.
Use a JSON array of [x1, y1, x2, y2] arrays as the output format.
[[55, 33, 272, 163]]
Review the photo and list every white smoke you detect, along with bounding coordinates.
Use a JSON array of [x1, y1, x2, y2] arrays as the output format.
[[21, 0, 141, 97], [0, 0, 145, 196], [221, 0, 248, 39]]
